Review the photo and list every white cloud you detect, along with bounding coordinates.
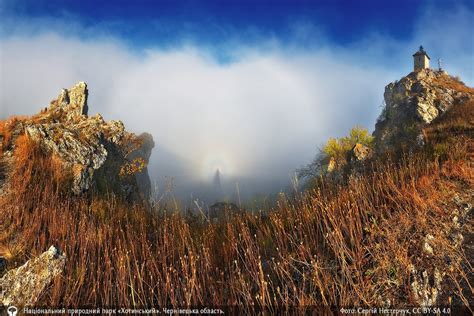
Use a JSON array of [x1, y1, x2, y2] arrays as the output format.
[[0, 5, 472, 200]]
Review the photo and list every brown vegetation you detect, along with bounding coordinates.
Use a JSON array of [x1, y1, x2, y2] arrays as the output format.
[[432, 74, 474, 95], [0, 132, 472, 311], [119, 157, 147, 178], [424, 100, 474, 141], [0, 116, 26, 155]]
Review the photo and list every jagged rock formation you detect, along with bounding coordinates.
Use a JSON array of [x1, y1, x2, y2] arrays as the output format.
[[349, 143, 372, 162], [54, 81, 89, 118], [374, 69, 473, 152], [126, 132, 155, 199], [0, 82, 154, 201], [343, 143, 373, 174], [0, 246, 65, 306]]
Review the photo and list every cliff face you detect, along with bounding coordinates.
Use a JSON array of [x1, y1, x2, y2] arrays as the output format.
[[374, 69, 473, 152], [0, 82, 154, 201]]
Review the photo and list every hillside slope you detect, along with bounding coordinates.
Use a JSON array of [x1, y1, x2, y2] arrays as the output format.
[[0, 72, 473, 311]]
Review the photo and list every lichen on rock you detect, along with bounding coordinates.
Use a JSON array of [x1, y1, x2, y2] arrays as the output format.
[[410, 265, 443, 307], [0, 246, 66, 306]]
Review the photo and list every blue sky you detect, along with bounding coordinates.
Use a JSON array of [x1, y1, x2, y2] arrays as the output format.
[[2, 0, 473, 53], [1, 0, 473, 199]]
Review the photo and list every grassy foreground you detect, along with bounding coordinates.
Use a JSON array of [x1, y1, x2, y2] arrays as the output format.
[[0, 132, 473, 311]]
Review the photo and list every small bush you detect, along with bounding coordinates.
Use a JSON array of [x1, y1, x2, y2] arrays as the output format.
[[298, 126, 374, 179], [119, 157, 147, 177]]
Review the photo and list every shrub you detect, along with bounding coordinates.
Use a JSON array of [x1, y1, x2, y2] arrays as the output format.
[[119, 157, 147, 177], [298, 126, 374, 179]]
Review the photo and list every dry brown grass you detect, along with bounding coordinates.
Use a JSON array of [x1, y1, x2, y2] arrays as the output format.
[[432, 73, 474, 95], [423, 100, 474, 175], [8, 134, 71, 197], [426, 74, 473, 148], [424, 100, 474, 140], [0, 133, 472, 311], [0, 116, 28, 155]]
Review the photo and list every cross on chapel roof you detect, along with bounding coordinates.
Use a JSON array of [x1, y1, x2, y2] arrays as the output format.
[[413, 46, 430, 60]]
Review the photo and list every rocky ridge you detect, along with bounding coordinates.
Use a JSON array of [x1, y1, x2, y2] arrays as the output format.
[[0, 82, 154, 201], [374, 69, 473, 152]]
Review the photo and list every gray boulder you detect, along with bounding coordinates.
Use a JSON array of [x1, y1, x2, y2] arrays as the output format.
[[0, 246, 65, 306]]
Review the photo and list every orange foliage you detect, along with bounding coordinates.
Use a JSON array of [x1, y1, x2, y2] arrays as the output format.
[[0, 116, 27, 154], [119, 157, 147, 177], [9, 134, 70, 197], [432, 74, 474, 94]]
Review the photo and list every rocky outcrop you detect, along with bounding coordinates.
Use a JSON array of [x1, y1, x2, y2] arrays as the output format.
[[52, 81, 89, 119], [350, 143, 372, 162], [324, 144, 373, 174], [0, 246, 65, 306], [374, 69, 473, 152], [410, 265, 442, 307], [327, 157, 336, 173], [25, 117, 124, 194], [0, 82, 154, 201], [127, 132, 154, 199], [345, 143, 373, 173]]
